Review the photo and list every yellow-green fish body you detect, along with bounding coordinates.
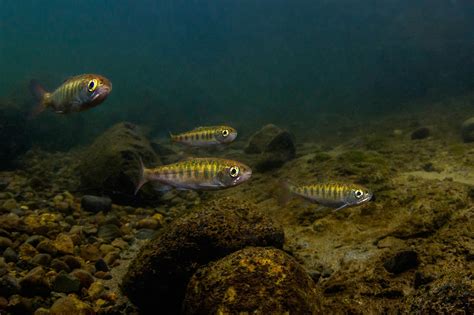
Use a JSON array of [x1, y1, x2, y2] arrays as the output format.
[[170, 126, 237, 147], [135, 157, 251, 194], [285, 182, 372, 211], [29, 74, 112, 117]]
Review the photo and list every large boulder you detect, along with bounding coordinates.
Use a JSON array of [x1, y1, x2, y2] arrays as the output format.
[[244, 124, 296, 172], [78, 122, 159, 204], [461, 117, 474, 142], [121, 197, 284, 314], [183, 247, 322, 315]]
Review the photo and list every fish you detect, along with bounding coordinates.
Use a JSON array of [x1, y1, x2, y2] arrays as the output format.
[[134, 157, 252, 194], [281, 182, 373, 212], [29, 74, 112, 117], [170, 126, 237, 147]]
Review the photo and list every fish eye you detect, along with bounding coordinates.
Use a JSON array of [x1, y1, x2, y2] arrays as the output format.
[[229, 166, 240, 178], [88, 79, 98, 92], [222, 129, 230, 137], [354, 189, 364, 198]]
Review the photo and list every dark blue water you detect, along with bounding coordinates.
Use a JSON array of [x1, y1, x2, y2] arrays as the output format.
[[1, 0, 474, 148]]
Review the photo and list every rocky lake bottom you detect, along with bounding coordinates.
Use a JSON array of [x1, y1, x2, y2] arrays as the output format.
[[0, 95, 473, 314]]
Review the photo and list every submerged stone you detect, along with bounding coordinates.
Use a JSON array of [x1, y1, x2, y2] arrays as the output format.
[[52, 271, 81, 293], [461, 117, 474, 142], [183, 247, 322, 314], [121, 197, 284, 314], [78, 122, 159, 204], [50, 296, 94, 315]]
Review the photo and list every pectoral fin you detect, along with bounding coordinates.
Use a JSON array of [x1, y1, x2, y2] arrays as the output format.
[[332, 204, 348, 212]]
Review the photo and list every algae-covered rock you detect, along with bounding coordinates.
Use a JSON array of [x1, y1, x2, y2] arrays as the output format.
[[461, 117, 474, 142], [183, 247, 322, 315], [404, 277, 474, 314], [78, 122, 159, 203], [50, 296, 95, 315], [121, 197, 284, 314], [244, 124, 296, 172]]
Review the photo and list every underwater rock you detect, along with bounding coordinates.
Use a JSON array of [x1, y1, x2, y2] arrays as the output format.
[[461, 117, 474, 142], [404, 277, 474, 314], [3, 247, 18, 263], [7, 295, 34, 315], [244, 124, 296, 171], [383, 250, 419, 274], [52, 271, 81, 293], [98, 224, 122, 242], [79, 244, 101, 262], [410, 127, 431, 140], [70, 269, 94, 289], [0, 236, 13, 251], [30, 253, 51, 266], [81, 195, 112, 213], [19, 266, 51, 297], [78, 122, 159, 204], [182, 247, 322, 314], [0, 275, 21, 297], [52, 233, 74, 255], [121, 197, 284, 314], [50, 296, 95, 315]]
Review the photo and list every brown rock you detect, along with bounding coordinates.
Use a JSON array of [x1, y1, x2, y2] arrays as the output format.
[[52, 234, 74, 255], [121, 197, 285, 314], [50, 296, 95, 315], [183, 247, 322, 314]]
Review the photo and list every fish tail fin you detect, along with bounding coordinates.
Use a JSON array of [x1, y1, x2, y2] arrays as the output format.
[[277, 180, 295, 206], [134, 157, 148, 195], [28, 80, 50, 119]]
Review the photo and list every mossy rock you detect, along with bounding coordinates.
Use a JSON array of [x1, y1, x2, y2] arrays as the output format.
[[78, 122, 159, 204], [182, 247, 322, 315], [404, 277, 473, 314], [121, 197, 284, 314]]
